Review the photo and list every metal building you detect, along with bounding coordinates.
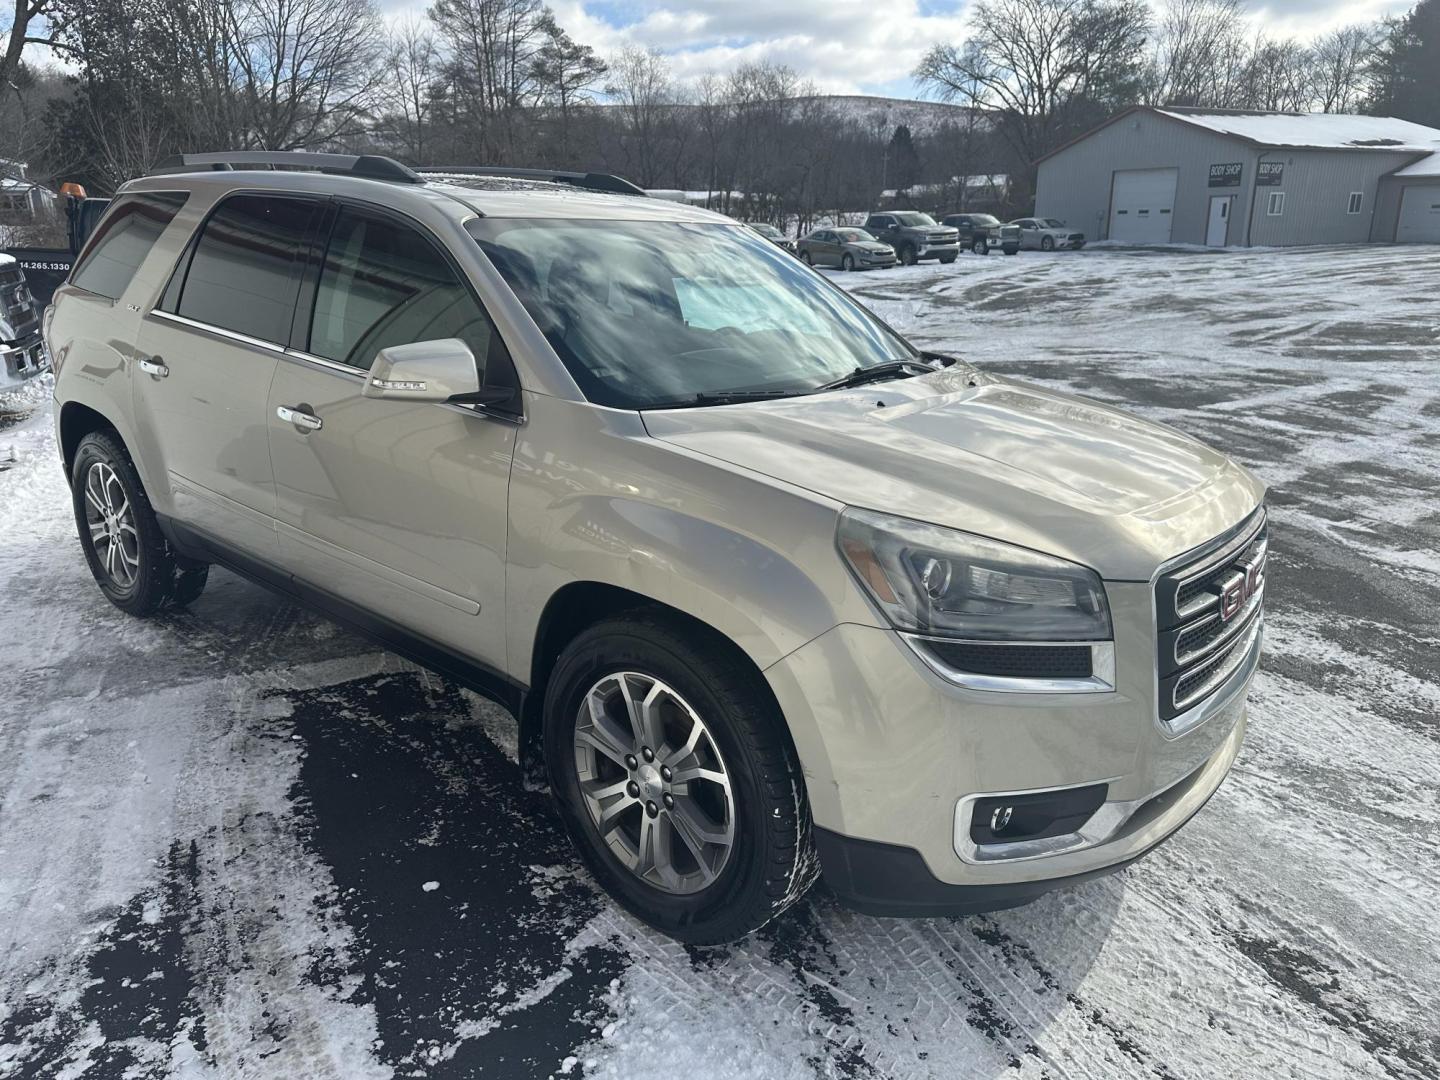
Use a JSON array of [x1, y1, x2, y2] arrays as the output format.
[[1035, 107, 1440, 246]]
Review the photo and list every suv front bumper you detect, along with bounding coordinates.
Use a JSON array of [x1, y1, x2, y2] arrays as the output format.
[[813, 713, 1244, 915], [764, 579, 1255, 915]]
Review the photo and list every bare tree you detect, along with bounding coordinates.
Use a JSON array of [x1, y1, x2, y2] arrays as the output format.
[[1309, 24, 1376, 112], [231, 0, 385, 150], [382, 16, 440, 161], [915, 0, 1151, 200], [1145, 0, 1248, 105], [604, 46, 672, 187], [1240, 34, 1312, 112], [1, 0, 68, 94], [529, 13, 606, 163], [428, 0, 550, 162]]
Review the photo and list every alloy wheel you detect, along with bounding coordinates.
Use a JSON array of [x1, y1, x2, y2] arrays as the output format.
[[572, 671, 736, 895], [83, 461, 140, 589]]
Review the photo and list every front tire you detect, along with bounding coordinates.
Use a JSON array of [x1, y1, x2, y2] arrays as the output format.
[[1041, 235, 1055, 252], [72, 430, 178, 616], [543, 612, 817, 944], [841, 253, 855, 272], [938, 252, 957, 264], [800, 249, 812, 265], [899, 244, 918, 266], [972, 238, 989, 255]]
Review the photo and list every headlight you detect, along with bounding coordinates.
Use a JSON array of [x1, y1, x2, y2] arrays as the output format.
[[837, 508, 1111, 641]]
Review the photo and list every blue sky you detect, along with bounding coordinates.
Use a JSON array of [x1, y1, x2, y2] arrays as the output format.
[[515, 0, 1416, 98], [375, 0, 1416, 98]]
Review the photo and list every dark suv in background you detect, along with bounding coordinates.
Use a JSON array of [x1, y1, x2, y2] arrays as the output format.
[[941, 214, 1020, 256], [862, 212, 959, 265]]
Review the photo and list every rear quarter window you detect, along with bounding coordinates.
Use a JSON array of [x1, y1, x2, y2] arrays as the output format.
[[68, 192, 188, 300]]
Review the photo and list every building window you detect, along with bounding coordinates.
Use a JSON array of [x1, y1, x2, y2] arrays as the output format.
[[0, 193, 28, 214], [1267, 192, 1285, 216], [1347, 191, 1363, 215]]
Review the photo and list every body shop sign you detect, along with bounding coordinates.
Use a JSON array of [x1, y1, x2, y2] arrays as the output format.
[[1209, 163, 1243, 188], [1257, 161, 1285, 186]]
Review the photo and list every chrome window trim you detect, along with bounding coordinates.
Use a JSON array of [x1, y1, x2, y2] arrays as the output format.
[[148, 308, 286, 354], [902, 635, 1115, 695], [283, 347, 365, 378]]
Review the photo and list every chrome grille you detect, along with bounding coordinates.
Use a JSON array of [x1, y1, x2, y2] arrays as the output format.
[[1156, 511, 1266, 722], [0, 267, 38, 333]]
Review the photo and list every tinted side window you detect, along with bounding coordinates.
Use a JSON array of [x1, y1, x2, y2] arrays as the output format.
[[176, 195, 319, 344], [309, 207, 509, 378], [69, 192, 188, 300]]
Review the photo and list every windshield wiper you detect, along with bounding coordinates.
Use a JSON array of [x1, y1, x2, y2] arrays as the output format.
[[647, 389, 804, 409], [814, 359, 932, 392]]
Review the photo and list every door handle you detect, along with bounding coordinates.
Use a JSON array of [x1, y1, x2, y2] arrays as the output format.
[[276, 405, 322, 431], [137, 357, 169, 378]]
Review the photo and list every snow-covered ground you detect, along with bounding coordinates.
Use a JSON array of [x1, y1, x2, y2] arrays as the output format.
[[2, 246, 1438, 1079]]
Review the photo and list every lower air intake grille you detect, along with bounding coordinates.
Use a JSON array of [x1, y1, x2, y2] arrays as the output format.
[[925, 642, 1093, 679]]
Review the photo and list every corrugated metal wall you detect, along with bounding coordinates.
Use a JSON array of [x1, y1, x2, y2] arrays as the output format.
[[1037, 111, 1256, 244], [1373, 175, 1440, 241], [1247, 149, 1408, 246], [1036, 110, 1419, 247]]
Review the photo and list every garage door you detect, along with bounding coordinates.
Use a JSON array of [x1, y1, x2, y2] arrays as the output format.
[[1109, 168, 1178, 244], [1397, 183, 1440, 243]]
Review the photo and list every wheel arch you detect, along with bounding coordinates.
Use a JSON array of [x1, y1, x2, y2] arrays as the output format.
[[59, 401, 120, 477], [518, 581, 792, 784]]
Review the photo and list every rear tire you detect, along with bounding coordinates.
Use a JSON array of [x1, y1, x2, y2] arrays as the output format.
[[543, 611, 818, 944], [71, 430, 177, 616]]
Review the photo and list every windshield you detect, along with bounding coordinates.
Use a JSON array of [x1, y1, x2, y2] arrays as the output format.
[[750, 223, 781, 238], [836, 229, 873, 243], [971, 214, 1001, 226], [1043, 218, 1067, 228], [894, 212, 937, 227], [467, 219, 917, 408]]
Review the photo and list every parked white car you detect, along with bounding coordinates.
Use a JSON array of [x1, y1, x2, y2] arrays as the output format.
[[1010, 218, 1087, 251]]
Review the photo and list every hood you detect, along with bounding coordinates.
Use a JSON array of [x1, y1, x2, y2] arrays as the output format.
[[643, 368, 1264, 580]]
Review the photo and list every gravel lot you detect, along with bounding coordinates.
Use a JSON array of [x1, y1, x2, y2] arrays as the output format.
[[1, 245, 1437, 1079]]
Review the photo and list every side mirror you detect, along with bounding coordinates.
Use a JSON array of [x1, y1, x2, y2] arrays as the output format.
[[363, 338, 482, 403]]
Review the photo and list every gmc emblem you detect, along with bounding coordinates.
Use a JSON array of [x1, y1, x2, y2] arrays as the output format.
[[1219, 549, 1266, 621]]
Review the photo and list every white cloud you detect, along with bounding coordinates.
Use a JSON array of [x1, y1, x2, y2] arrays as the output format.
[[546, 0, 971, 95]]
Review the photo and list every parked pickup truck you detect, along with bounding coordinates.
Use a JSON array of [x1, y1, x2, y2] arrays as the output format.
[[941, 213, 1020, 256], [0, 252, 47, 394], [862, 212, 960, 265]]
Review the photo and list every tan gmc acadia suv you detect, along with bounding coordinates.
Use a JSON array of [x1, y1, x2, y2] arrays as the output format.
[[47, 152, 1267, 944]]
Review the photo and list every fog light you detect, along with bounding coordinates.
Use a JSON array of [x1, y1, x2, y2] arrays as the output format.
[[970, 783, 1107, 846]]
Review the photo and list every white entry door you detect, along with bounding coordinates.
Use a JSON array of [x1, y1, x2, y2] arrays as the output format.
[[1206, 196, 1232, 246], [1109, 168, 1177, 243]]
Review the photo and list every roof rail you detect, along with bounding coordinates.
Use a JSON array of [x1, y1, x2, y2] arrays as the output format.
[[415, 166, 646, 197], [152, 151, 422, 184]]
